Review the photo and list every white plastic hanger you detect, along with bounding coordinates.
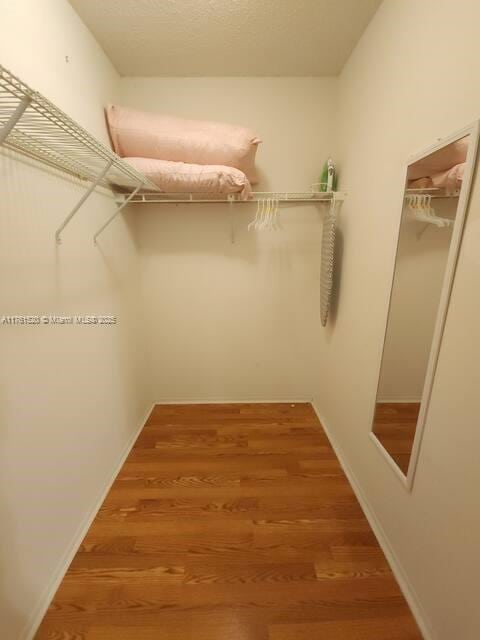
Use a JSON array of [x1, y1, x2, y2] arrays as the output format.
[[248, 198, 260, 231]]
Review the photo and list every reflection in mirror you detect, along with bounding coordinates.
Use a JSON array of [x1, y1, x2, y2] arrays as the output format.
[[372, 132, 474, 477]]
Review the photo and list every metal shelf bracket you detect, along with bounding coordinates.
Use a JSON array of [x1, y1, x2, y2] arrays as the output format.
[[93, 182, 144, 243], [55, 159, 114, 244], [0, 96, 31, 144]]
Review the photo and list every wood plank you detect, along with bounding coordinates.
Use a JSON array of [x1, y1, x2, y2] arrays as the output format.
[[269, 616, 421, 639], [184, 561, 318, 585], [84, 619, 269, 640]]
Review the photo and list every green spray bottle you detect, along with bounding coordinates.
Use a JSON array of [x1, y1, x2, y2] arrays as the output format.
[[319, 158, 337, 192]]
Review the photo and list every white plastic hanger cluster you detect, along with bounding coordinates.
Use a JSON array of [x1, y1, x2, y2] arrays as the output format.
[[406, 194, 452, 228], [247, 197, 283, 231]]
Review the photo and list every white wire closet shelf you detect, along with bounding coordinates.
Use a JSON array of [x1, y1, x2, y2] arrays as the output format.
[[405, 187, 460, 199], [120, 190, 345, 204], [0, 64, 160, 242], [119, 189, 344, 327]]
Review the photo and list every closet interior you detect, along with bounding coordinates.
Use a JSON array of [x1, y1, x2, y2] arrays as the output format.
[[2, 2, 480, 640]]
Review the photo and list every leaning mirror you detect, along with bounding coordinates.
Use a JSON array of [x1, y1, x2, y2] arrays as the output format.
[[371, 123, 479, 486]]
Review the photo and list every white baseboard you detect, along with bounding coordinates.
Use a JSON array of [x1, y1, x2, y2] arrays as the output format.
[[20, 402, 154, 640], [377, 398, 422, 404], [311, 402, 433, 640], [152, 398, 311, 405]]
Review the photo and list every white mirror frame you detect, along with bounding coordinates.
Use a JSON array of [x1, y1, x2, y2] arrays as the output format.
[[370, 120, 480, 490]]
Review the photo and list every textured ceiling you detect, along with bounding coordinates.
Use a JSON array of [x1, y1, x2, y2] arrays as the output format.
[[68, 0, 382, 77]]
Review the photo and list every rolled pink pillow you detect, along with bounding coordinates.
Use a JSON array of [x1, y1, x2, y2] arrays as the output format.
[[408, 136, 469, 180], [106, 105, 261, 184], [408, 162, 465, 192], [125, 157, 252, 200], [431, 162, 465, 192]]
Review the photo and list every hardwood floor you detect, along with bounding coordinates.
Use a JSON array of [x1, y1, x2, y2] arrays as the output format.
[[372, 403, 421, 475], [35, 403, 422, 639]]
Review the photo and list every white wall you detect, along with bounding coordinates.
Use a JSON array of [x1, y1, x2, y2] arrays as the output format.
[[378, 200, 454, 402], [119, 77, 337, 402], [0, 2, 151, 639], [314, 1, 480, 638]]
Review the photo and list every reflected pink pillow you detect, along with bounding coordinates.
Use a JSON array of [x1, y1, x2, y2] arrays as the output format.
[[125, 157, 252, 200], [106, 105, 261, 184], [408, 136, 469, 180], [431, 162, 465, 191], [408, 162, 465, 192]]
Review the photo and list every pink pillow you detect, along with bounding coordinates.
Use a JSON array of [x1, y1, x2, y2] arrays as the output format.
[[125, 157, 252, 200], [106, 105, 261, 184], [409, 162, 465, 192], [408, 136, 469, 180]]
